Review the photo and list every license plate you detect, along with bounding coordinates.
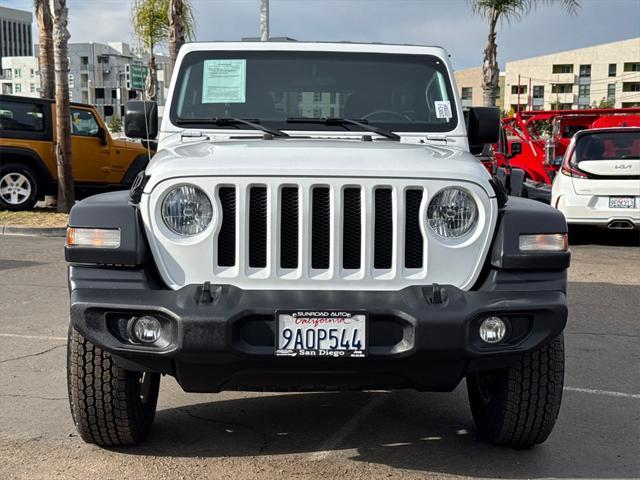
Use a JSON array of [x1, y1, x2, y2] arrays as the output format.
[[609, 197, 636, 209], [276, 310, 367, 358]]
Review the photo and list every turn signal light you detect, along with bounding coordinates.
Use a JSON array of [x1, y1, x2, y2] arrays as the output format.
[[66, 227, 121, 248], [519, 233, 568, 252]]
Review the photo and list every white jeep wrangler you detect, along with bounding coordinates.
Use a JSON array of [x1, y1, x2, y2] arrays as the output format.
[[65, 42, 570, 448]]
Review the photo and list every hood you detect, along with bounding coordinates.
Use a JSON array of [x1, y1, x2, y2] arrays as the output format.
[[144, 138, 493, 194]]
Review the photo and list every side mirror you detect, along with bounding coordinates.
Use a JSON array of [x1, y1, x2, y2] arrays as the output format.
[[97, 127, 107, 146], [124, 100, 158, 139], [467, 107, 500, 147], [509, 142, 522, 157]]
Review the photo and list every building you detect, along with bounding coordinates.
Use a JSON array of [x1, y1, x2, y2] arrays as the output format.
[[0, 6, 33, 59], [0, 56, 40, 97], [454, 67, 505, 111], [503, 38, 640, 111], [62, 42, 170, 120]]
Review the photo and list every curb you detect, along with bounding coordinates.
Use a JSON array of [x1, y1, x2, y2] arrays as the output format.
[[0, 225, 67, 237]]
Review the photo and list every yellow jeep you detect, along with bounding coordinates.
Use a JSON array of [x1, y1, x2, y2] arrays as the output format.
[[0, 95, 153, 211]]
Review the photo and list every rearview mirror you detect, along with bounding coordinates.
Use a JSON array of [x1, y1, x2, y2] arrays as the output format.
[[124, 100, 158, 139], [97, 127, 107, 146], [467, 107, 500, 147]]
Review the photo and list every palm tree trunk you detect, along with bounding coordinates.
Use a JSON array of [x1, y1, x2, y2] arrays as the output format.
[[260, 0, 269, 41], [145, 46, 157, 102], [35, 0, 55, 99], [168, 0, 186, 76], [49, 0, 74, 212], [481, 15, 500, 107]]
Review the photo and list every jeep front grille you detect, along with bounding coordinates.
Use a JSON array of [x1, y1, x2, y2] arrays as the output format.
[[143, 176, 496, 291], [214, 180, 429, 280]]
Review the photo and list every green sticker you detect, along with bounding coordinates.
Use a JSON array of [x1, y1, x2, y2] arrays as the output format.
[[202, 59, 247, 104]]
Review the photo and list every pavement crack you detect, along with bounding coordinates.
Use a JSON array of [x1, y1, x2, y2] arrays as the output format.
[[185, 409, 269, 454], [0, 393, 67, 401], [571, 332, 639, 339], [0, 344, 65, 364]]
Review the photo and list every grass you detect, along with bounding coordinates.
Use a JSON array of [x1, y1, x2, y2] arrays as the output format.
[[0, 209, 68, 228]]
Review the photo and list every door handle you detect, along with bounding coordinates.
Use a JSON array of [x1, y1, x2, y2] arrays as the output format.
[[101, 167, 110, 173]]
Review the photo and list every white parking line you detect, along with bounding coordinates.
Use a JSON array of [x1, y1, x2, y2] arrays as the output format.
[[564, 386, 640, 399], [0, 333, 66, 341], [309, 393, 388, 461]]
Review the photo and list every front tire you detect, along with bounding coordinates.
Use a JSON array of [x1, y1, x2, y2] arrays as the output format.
[[0, 163, 40, 211], [67, 328, 160, 446], [467, 334, 564, 448]]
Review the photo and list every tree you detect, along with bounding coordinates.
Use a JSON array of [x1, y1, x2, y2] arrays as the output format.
[[34, 0, 55, 99], [470, 0, 580, 107], [168, 0, 195, 75], [49, 0, 74, 212], [132, 0, 194, 100], [108, 115, 123, 134]]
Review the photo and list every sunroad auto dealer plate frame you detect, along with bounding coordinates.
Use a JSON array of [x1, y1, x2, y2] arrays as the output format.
[[275, 310, 367, 358]]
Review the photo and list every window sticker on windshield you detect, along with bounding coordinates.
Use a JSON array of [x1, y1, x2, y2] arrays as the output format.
[[202, 59, 246, 103], [435, 100, 452, 119]]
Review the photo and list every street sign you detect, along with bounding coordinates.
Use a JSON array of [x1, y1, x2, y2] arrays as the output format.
[[129, 63, 148, 90]]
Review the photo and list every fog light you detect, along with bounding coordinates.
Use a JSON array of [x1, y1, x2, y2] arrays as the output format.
[[479, 316, 506, 344], [129, 316, 161, 344]]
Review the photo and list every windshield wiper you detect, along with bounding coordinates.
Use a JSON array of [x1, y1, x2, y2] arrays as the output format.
[[286, 117, 400, 141], [175, 117, 289, 137]]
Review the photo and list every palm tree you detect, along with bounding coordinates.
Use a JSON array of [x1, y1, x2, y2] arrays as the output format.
[[48, 0, 74, 212], [133, 0, 194, 100], [34, 0, 55, 99], [167, 0, 195, 75], [470, 0, 580, 107]]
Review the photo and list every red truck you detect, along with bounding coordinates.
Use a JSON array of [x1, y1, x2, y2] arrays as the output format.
[[493, 108, 640, 202]]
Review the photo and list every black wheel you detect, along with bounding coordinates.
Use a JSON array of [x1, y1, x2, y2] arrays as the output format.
[[0, 163, 40, 211], [467, 334, 564, 448], [67, 327, 160, 446]]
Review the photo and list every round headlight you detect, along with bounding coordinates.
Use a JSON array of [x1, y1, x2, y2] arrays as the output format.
[[161, 185, 213, 236], [427, 187, 478, 238]]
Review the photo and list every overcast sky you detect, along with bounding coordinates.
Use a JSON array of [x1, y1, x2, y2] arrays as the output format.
[[5, 0, 640, 69]]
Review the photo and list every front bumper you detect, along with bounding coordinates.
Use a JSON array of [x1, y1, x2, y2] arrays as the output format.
[[69, 265, 567, 393]]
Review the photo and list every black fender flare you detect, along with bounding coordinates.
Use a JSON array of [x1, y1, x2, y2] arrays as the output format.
[[121, 154, 150, 185], [0, 146, 54, 183]]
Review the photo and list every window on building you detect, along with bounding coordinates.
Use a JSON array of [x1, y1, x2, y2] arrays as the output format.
[[608, 64, 617, 77], [330, 92, 337, 104], [623, 62, 640, 72], [607, 83, 616, 101], [30, 83, 36, 93], [14, 83, 21, 93], [551, 83, 573, 94], [112, 89, 118, 99], [2, 84, 13, 95], [461, 87, 473, 100], [94, 87, 105, 99], [0, 98, 45, 131], [552, 64, 573, 74], [550, 102, 573, 110], [579, 64, 591, 77], [313, 92, 322, 102], [510, 104, 527, 112], [80, 56, 89, 66], [622, 82, 640, 92], [68, 74, 74, 88], [14, 68, 21, 78], [578, 84, 590, 97], [511, 85, 527, 95], [70, 109, 99, 136], [313, 108, 322, 117], [30, 68, 35, 78], [532, 86, 544, 98], [622, 102, 640, 108]]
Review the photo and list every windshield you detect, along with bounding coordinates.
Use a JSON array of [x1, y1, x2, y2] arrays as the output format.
[[573, 131, 640, 162], [169, 50, 458, 133]]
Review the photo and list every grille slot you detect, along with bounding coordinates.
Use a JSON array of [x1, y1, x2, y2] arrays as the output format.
[[248, 186, 268, 268], [404, 189, 424, 269], [280, 187, 299, 269], [217, 187, 237, 267], [311, 187, 331, 269], [342, 187, 362, 269], [374, 188, 393, 269]]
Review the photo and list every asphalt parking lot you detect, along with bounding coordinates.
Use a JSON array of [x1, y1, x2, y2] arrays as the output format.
[[0, 230, 638, 480]]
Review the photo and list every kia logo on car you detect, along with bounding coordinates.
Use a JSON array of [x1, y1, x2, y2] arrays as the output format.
[[614, 164, 632, 169]]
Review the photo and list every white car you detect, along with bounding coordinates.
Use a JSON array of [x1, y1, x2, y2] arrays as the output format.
[[64, 42, 571, 448], [552, 127, 640, 229]]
